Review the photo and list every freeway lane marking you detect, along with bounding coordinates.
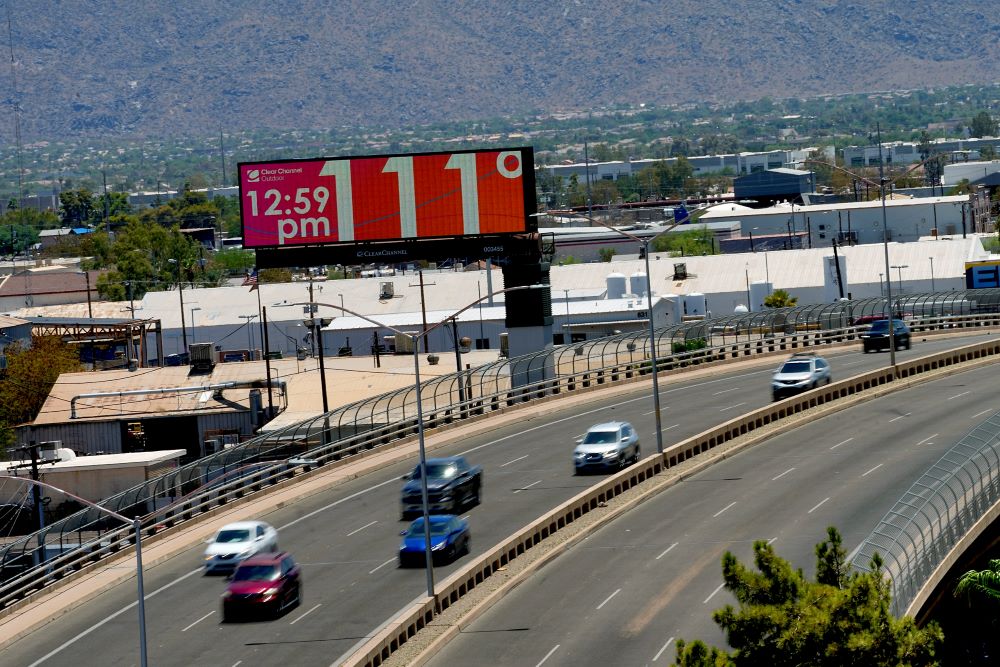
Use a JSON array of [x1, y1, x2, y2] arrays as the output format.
[[862, 464, 884, 477], [767, 537, 778, 545], [719, 402, 747, 412], [347, 520, 378, 537], [181, 610, 214, 632], [290, 603, 321, 625], [278, 477, 399, 531], [665, 423, 679, 431], [830, 437, 854, 450], [713, 502, 737, 518], [232, 662, 242, 667], [513, 480, 542, 494], [948, 391, 971, 400], [772, 468, 795, 481], [596, 588, 621, 610], [536, 644, 560, 666], [653, 637, 675, 662], [369, 558, 396, 574], [888, 412, 911, 423], [972, 409, 994, 419], [703, 583, 725, 604], [712, 387, 740, 395], [915, 434, 938, 446], [808, 497, 831, 514], [25, 567, 202, 667], [500, 454, 529, 467], [655, 542, 678, 560]]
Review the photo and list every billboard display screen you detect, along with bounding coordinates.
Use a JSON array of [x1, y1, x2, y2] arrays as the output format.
[[239, 147, 535, 249]]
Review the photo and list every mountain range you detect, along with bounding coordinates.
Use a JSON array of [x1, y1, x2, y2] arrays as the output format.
[[4, 1, 1000, 143]]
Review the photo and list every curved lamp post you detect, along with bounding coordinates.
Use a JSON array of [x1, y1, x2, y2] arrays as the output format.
[[11, 478, 147, 666], [537, 208, 694, 455], [288, 283, 544, 599]]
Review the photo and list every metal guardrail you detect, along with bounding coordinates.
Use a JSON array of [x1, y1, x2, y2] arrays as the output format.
[[2, 289, 1000, 609], [850, 409, 1000, 617], [344, 337, 1000, 667]]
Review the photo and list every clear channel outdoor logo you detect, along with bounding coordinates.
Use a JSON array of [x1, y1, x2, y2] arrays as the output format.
[[246, 169, 261, 182]]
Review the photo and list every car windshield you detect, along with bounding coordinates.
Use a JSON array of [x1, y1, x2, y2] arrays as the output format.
[[411, 463, 458, 479], [231, 564, 280, 582], [407, 521, 454, 537], [215, 529, 251, 543], [868, 320, 904, 332], [779, 361, 812, 373], [582, 430, 619, 444]]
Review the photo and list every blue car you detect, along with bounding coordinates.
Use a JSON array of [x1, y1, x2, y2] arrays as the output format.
[[398, 515, 470, 567]]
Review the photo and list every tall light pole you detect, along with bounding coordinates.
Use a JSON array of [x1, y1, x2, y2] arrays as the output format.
[[289, 284, 545, 599], [929, 257, 936, 292], [536, 209, 689, 453], [890, 264, 908, 294], [876, 123, 897, 366], [11, 477, 148, 667]]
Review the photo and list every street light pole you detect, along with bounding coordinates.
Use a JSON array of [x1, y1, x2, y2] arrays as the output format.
[[876, 122, 897, 366], [11, 477, 147, 667], [890, 264, 908, 294], [288, 283, 545, 599], [929, 256, 936, 292]]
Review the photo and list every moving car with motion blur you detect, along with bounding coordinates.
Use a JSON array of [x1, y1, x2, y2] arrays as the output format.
[[203, 520, 279, 575], [221, 551, 301, 621], [573, 421, 641, 474], [861, 318, 911, 353], [400, 456, 483, 520], [398, 515, 470, 567], [771, 352, 832, 401]]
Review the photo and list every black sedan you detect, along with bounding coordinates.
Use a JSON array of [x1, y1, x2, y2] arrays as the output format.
[[861, 319, 911, 353], [400, 456, 483, 520]]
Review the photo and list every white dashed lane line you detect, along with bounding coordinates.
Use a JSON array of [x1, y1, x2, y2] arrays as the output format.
[[655, 543, 678, 560], [808, 497, 830, 514], [713, 502, 737, 518], [181, 611, 214, 632], [513, 480, 542, 494], [889, 412, 911, 423], [346, 520, 378, 537], [500, 455, 529, 467], [830, 437, 854, 450], [771, 468, 794, 481]]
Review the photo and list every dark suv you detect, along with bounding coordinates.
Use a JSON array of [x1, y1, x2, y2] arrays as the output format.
[[861, 319, 911, 353]]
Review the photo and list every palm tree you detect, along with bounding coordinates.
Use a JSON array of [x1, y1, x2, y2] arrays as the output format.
[[763, 289, 798, 308], [955, 559, 1000, 604]]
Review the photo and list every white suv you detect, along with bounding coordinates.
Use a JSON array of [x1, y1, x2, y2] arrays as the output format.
[[573, 421, 641, 474], [771, 352, 831, 401]]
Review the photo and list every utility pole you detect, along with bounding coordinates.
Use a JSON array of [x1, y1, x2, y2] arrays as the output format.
[[11, 439, 48, 565], [262, 307, 274, 417], [409, 271, 435, 353], [102, 170, 110, 235]]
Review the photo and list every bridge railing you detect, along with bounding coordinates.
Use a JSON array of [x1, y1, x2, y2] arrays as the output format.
[[849, 410, 1000, 617], [2, 289, 1000, 608]]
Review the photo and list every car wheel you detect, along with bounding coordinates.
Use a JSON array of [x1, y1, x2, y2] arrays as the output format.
[[633, 445, 641, 464], [906, 340, 911, 350], [472, 480, 482, 506]]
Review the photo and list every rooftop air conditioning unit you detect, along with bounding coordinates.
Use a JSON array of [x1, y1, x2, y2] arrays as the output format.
[[673, 263, 688, 280], [380, 282, 394, 299], [39, 441, 62, 463]]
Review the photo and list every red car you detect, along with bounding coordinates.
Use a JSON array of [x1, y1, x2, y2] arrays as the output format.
[[221, 552, 301, 621]]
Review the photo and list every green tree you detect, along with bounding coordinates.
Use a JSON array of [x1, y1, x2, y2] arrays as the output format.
[[673, 527, 943, 667], [955, 559, 1000, 605], [58, 188, 98, 226], [763, 289, 798, 308], [0, 337, 84, 454], [598, 247, 617, 262], [969, 111, 997, 138]]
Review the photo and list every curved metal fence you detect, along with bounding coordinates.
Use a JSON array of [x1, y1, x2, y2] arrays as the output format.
[[3, 288, 1000, 607], [850, 409, 1000, 617]]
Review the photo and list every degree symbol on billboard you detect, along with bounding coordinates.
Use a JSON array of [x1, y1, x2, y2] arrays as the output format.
[[497, 151, 522, 179]]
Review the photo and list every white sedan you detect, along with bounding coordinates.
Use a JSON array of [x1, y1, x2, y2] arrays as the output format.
[[203, 520, 279, 574]]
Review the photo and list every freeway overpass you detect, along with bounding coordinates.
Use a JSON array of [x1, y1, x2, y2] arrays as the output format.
[[1, 332, 995, 666]]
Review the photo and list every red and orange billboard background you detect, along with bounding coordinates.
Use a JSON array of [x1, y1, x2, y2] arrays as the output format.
[[239, 147, 535, 249]]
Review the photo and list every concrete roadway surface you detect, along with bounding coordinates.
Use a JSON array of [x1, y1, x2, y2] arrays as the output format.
[[425, 359, 1000, 667], [3, 333, 991, 667]]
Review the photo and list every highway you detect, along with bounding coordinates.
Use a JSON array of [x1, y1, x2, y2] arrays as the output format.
[[3, 333, 992, 667], [425, 356, 1000, 666]]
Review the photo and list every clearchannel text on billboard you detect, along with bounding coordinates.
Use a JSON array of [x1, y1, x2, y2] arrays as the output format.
[[238, 147, 535, 249]]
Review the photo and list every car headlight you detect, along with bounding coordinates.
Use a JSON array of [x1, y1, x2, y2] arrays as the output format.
[[221, 590, 232, 599], [204, 554, 214, 561], [604, 450, 619, 459], [574, 451, 585, 459], [262, 587, 280, 597], [432, 541, 447, 551]]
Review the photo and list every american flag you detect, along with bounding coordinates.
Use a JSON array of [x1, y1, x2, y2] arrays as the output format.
[[243, 271, 258, 291]]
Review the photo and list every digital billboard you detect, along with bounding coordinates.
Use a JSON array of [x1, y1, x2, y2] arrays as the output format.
[[239, 147, 536, 249]]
